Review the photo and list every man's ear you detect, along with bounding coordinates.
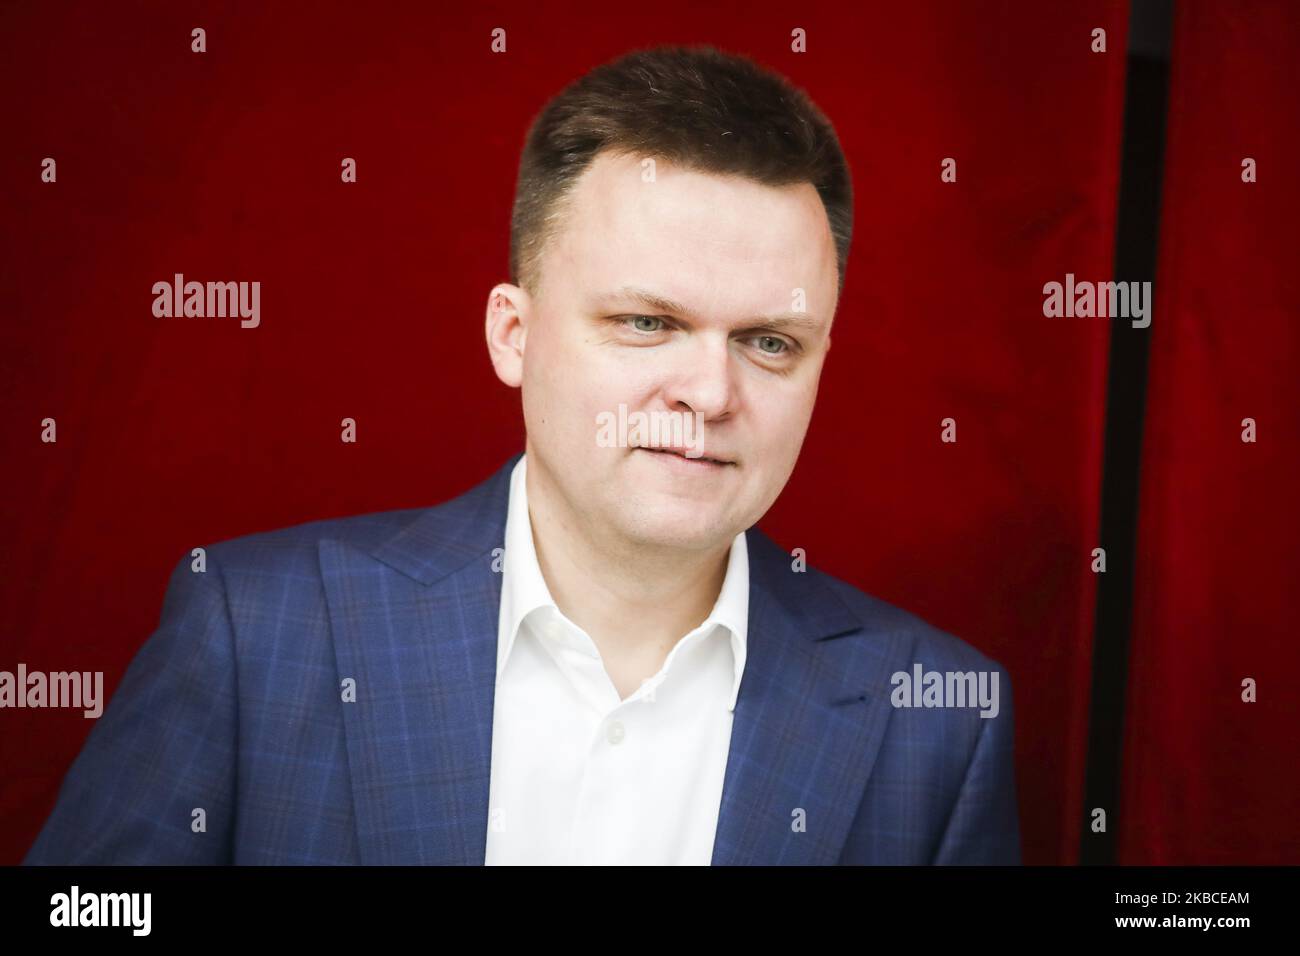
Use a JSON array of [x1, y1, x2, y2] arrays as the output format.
[[484, 283, 530, 388]]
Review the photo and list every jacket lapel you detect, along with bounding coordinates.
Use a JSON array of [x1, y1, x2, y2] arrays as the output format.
[[319, 455, 518, 865], [710, 529, 912, 865]]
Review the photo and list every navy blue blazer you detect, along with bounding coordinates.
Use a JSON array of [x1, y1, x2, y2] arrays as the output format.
[[24, 452, 1021, 865]]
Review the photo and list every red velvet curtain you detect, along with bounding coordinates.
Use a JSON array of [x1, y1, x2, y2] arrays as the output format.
[[1119, 0, 1300, 865]]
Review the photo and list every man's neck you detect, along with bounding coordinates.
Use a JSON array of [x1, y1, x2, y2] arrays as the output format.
[[523, 454, 731, 692]]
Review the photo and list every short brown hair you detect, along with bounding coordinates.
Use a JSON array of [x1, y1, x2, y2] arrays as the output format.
[[509, 44, 854, 299]]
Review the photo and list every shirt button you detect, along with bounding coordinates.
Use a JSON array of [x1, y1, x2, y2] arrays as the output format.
[[606, 720, 626, 745]]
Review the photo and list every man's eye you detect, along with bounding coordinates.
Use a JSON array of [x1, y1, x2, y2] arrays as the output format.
[[627, 315, 665, 333], [754, 335, 789, 355]]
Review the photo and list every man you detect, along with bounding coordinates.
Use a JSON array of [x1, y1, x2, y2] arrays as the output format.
[[24, 44, 1020, 865]]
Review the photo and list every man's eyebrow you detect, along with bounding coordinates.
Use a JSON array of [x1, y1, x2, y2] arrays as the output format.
[[603, 286, 690, 316], [749, 314, 825, 336], [598, 285, 825, 335]]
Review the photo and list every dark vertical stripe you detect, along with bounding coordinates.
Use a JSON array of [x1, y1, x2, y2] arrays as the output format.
[[1080, 0, 1174, 865]]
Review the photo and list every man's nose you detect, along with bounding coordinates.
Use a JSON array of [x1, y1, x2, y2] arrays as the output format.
[[664, 335, 736, 420]]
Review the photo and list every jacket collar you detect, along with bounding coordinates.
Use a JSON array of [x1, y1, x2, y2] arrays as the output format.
[[366, 450, 862, 643], [320, 452, 907, 864]]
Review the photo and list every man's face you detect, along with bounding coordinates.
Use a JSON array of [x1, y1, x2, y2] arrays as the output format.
[[498, 149, 839, 553]]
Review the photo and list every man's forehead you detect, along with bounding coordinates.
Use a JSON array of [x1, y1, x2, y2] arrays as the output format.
[[550, 152, 838, 317]]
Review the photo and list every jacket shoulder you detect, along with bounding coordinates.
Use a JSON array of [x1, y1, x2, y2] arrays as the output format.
[[812, 565, 1009, 677], [197, 456, 516, 581], [199, 507, 422, 578]]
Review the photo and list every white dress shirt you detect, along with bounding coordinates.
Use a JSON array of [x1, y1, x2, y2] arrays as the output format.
[[484, 455, 749, 865]]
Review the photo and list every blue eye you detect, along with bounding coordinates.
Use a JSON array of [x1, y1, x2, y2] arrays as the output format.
[[755, 335, 788, 354], [629, 315, 664, 333]]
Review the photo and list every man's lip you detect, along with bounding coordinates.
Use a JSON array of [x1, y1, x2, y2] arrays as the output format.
[[635, 446, 735, 465]]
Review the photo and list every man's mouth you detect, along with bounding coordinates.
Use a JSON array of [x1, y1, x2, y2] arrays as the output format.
[[635, 446, 735, 467]]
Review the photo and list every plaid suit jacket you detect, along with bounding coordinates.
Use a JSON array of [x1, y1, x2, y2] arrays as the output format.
[[24, 452, 1021, 865]]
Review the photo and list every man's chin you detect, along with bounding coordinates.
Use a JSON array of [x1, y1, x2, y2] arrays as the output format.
[[611, 502, 738, 552]]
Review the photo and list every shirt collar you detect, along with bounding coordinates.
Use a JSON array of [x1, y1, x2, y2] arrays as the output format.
[[496, 454, 750, 711]]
